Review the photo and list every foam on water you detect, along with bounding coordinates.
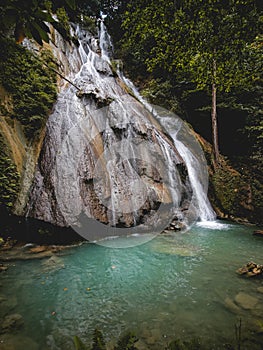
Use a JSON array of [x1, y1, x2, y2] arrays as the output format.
[[196, 220, 233, 230]]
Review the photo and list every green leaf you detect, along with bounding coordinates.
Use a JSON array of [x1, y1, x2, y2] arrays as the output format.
[[2, 13, 17, 27], [34, 9, 54, 23], [65, 0, 76, 10], [31, 21, 50, 43], [73, 336, 87, 350], [52, 21, 69, 41]]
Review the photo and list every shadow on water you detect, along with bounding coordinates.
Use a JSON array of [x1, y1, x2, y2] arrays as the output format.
[[0, 207, 82, 244]]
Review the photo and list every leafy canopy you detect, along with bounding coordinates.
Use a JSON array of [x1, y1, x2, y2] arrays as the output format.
[[121, 0, 261, 93], [0, 0, 76, 44]]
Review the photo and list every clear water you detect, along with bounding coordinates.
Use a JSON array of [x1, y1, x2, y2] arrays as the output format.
[[1, 221, 263, 349]]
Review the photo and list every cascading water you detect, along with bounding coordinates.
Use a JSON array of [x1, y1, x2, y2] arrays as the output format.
[[27, 20, 215, 243], [109, 23, 216, 223]]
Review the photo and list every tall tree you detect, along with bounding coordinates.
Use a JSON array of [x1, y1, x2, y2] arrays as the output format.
[[120, 0, 262, 167]]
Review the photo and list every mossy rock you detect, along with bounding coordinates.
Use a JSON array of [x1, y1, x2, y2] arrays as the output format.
[[0, 134, 20, 210], [0, 38, 57, 140]]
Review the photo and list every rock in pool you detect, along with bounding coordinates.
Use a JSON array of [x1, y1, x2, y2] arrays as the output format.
[[1, 313, 24, 333], [234, 292, 258, 310]]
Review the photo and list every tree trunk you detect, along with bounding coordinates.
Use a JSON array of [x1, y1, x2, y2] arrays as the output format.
[[211, 58, 220, 167]]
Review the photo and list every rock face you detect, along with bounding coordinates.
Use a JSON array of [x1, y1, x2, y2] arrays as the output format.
[[26, 23, 195, 235], [25, 22, 214, 239]]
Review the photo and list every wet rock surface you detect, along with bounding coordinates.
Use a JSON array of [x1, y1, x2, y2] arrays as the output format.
[[26, 23, 214, 238], [234, 292, 258, 310], [0, 295, 18, 319], [224, 297, 242, 314], [253, 230, 263, 237], [0, 243, 75, 261], [237, 261, 263, 277]]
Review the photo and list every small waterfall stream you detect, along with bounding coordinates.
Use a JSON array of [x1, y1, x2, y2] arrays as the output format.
[[27, 20, 215, 241]]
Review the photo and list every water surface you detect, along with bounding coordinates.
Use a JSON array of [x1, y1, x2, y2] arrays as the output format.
[[1, 221, 263, 349]]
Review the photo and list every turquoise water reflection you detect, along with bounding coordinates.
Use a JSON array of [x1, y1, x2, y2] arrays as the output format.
[[0, 221, 263, 349]]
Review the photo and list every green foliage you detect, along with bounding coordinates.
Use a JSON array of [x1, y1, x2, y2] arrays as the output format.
[[0, 134, 20, 210], [56, 7, 71, 39], [120, 0, 261, 93], [0, 38, 57, 139], [141, 78, 185, 115], [70, 0, 101, 19], [111, 0, 263, 218], [0, 0, 76, 44], [73, 335, 88, 350], [91, 329, 106, 350], [114, 331, 138, 350], [211, 165, 250, 218], [166, 337, 202, 350], [79, 16, 98, 35], [73, 329, 242, 350]]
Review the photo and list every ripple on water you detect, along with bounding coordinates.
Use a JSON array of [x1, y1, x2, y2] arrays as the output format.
[[0, 221, 263, 349]]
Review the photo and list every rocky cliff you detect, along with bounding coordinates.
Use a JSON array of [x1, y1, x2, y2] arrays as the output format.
[[1, 21, 259, 243], [25, 23, 196, 240]]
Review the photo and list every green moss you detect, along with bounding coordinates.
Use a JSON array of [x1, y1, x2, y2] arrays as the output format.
[[80, 16, 98, 36], [114, 332, 138, 350], [0, 134, 20, 210], [0, 38, 57, 140], [91, 329, 106, 350], [56, 7, 71, 39], [212, 168, 242, 215]]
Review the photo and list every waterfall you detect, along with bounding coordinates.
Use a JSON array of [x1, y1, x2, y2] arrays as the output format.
[[27, 20, 215, 243], [101, 21, 216, 223]]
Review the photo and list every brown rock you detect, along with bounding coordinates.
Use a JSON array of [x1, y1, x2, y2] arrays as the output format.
[[253, 230, 263, 237], [235, 292, 258, 310], [29, 246, 48, 253], [236, 261, 263, 277], [1, 314, 24, 333], [0, 265, 8, 272], [224, 297, 241, 314]]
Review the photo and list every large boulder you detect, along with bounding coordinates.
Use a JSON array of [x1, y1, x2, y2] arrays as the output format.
[[234, 292, 258, 310]]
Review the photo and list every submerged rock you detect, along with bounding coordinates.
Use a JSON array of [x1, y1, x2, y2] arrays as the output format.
[[41, 255, 65, 273], [0, 333, 38, 350], [234, 292, 258, 310], [135, 339, 149, 350], [1, 313, 24, 333], [151, 240, 199, 257], [0, 244, 72, 261], [0, 296, 18, 319], [224, 297, 242, 314]]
